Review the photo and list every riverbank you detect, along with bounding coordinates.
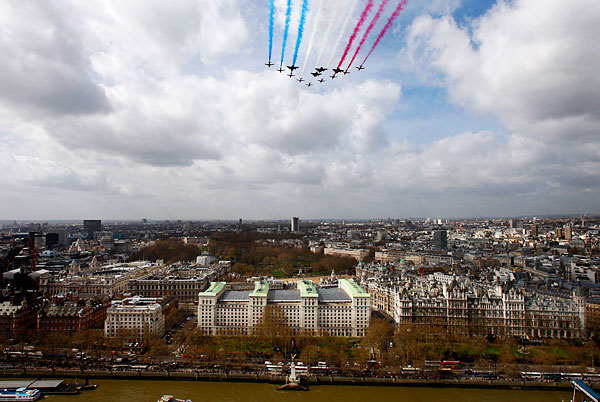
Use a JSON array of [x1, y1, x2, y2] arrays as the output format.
[[0, 368, 577, 392]]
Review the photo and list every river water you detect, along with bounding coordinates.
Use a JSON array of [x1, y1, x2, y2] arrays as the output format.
[[43, 380, 572, 402]]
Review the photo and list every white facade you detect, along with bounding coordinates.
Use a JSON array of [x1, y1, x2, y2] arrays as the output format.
[[104, 296, 165, 340], [198, 279, 370, 337]]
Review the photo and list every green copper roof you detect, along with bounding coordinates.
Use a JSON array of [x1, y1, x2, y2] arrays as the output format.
[[201, 281, 226, 297], [298, 280, 318, 298], [250, 280, 269, 297], [339, 278, 369, 298]]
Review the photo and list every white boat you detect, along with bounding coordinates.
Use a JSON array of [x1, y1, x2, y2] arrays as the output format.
[[0, 388, 41, 401], [158, 395, 192, 402]]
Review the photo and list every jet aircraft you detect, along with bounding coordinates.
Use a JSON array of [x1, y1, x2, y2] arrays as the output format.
[[311, 72, 321, 77], [287, 72, 295, 78], [277, 67, 285, 73], [332, 68, 344, 74], [297, 78, 305, 83], [287, 65, 298, 72], [318, 78, 325, 83], [343, 69, 350, 75], [315, 67, 327, 73], [306, 82, 312, 87], [265, 61, 274, 67], [356, 65, 365, 71]]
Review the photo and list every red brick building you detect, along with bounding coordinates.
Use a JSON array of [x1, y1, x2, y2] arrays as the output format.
[[0, 300, 38, 336], [37, 299, 110, 332]]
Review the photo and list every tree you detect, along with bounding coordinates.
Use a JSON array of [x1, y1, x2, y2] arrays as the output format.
[[393, 324, 424, 365], [364, 318, 394, 359]]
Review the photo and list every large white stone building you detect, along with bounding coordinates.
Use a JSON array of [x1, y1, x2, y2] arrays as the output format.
[[104, 296, 165, 340], [198, 279, 370, 337]]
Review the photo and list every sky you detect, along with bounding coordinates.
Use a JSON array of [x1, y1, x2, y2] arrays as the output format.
[[1, 0, 599, 220]]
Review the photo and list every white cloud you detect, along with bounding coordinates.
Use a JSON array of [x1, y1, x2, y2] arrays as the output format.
[[0, 0, 599, 219], [403, 0, 600, 140]]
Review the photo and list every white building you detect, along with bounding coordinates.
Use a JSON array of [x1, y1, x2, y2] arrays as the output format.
[[198, 279, 370, 337], [104, 296, 165, 340]]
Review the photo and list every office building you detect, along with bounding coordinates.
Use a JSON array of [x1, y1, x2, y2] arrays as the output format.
[[83, 220, 101, 240], [433, 230, 448, 250], [104, 296, 166, 340], [198, 279, 370, 337], [291, 217, 300, 232]]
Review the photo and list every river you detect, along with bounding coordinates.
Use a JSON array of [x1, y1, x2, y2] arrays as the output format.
[[43, 380, 572, 402]]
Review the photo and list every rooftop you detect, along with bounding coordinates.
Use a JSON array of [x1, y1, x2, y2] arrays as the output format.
[[250, 280, 269, 297], [201, 281, 226, 297], [219, 290, 250, 302], [298, 280, 318, 298], [268, 289, 300, 302], [339, 278, 369, 298], [318, 287, 351, 302]]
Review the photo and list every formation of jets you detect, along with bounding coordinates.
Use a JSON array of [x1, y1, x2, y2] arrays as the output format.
[[265, 61, 365, 86]]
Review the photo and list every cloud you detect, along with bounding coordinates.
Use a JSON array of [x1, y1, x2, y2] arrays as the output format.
[[402, 0, 600, 140], [41, 71, 400, 167], [0, 0, 599, 219], [0, 3, 110, 116]]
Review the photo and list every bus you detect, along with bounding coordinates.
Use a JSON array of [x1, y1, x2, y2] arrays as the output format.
[[521, 372, 542, 380], [294, 364, 308, 374], [584, 373, 600, 382], [441, 361, 460, 370], [542, 372, 561, 381], [266, 364, 283, 374], [561, 373, 583, 380]]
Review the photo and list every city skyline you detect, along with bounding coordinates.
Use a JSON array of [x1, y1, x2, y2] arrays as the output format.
[[1, 0, 598, 220]]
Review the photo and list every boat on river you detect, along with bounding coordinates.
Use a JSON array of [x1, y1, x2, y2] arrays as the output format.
[[0, 388, 41, 401], [158, 395, 192, 402]]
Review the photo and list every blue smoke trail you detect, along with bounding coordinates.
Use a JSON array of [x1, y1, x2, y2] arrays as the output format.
[[280, 0, 293, 67], [292, 0, 310, 66], [268, 0, 275, 62]]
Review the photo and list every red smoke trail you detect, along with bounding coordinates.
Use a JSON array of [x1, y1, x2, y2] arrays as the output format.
[[337, 0, 374, 70], [362, 0, 407, 65], [346, 0, 389, 70]]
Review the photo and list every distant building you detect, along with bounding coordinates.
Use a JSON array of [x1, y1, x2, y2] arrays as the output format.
[[291, 217, 300, 232], [433, 230, 448, 250], [376, 230, 387, 242], [531, 224, 538, 237], [100, 235, 114, 251], [564, 223, 573, 242], [324, 247, 370, 261], [128, 261, 229, 304], [198, 279, 370, 337], [83, 220, 101, 240]]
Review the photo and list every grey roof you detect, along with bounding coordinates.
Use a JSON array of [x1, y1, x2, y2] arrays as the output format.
[[267, 289, 300, 302], [29, 380, 64, 389], [0, 381, 34, 389], [219, 290, 250, 301], [219, 290, 250, 302], [318, 288, 351, 302]]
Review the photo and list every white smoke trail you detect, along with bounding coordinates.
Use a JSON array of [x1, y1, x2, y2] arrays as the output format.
[[327, 0, 359, 69], [300, 0, 324, 77], [314, 0, 343, 69]]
